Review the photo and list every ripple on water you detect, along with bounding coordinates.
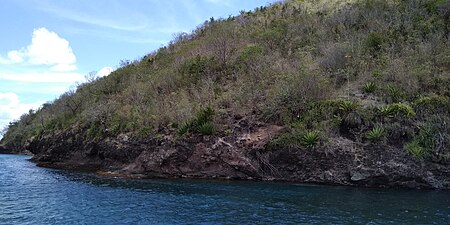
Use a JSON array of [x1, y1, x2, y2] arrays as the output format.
[[0, 154, 449, 225]]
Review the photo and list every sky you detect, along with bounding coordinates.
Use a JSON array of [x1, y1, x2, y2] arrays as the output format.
[[0, 0, 275, 132]]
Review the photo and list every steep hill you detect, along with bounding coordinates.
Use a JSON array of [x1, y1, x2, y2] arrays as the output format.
[[2, 0, 450, 189]]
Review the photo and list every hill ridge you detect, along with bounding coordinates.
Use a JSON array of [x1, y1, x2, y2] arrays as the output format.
[[2, 0, 449, 189]]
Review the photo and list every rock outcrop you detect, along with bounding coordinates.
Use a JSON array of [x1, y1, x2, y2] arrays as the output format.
[[0, 145, 12, 154], [26, 120, 450, 190]]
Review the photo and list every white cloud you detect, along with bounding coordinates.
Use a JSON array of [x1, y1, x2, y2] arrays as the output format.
[[97, 66, 116, 77], [0, 92, 43, 130], [27, 28, 77, 71], [0, 50, 24, 64], [51, 64, 78, 72], [0, 27, 77, 72], [0, 93, 19, 108]]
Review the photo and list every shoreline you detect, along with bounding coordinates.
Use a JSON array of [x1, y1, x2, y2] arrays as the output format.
[[0, 151, 33, 156], [30, 158, 448, 191], [1, 152, 447, 191], [4, 120, 450, 191]]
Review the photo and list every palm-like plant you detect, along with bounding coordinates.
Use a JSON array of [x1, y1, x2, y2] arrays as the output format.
[[367, 127, 385, 142], [405, 141, 428, 159], [197, 122, 215, 135], [301, 131, 320, 148], [339, 100, 358, 114], [363, 82, 376, 93]]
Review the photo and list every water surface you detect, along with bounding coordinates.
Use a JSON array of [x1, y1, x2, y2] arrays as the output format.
[[0, 154, 448, 224]]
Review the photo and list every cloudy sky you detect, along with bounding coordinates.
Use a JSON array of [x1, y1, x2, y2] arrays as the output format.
[[0, 0, 274, 132]]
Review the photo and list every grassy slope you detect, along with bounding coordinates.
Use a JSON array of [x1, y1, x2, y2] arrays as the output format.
[[2, 0, 449, 163]]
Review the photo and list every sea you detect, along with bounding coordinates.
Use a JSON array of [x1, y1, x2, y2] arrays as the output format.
[[0, 154, 449, 224]]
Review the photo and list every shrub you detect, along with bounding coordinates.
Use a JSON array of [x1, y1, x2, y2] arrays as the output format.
[[443, 154, 450, 163], [177, 122, 191, 136], [417, 115, 449, 153], [318, 43, 349, 71], [367, 127, 385, 142], [379, 105, 397, 118], [365, 32, 384, 53], [299, 100, 342, 130], [198, 122, 215, 135], [405, 141, 428, 159], [425, 77, 450, 96], [338, 100, 358, 114], [301, 131, 320, 148], [405, 115, 450, 161], [383, 121, 415, 145], [378, 103, 416, 119], [363, 82, 377, 93], [265, 72, 331, 122], [265, 126, 304, 151], [86, 121, 103, 140], [338, 100, 361, 128], [238, 45, 264, 62], [372, 70, 382, 78], [194, 106, 214, 127], [393, 103, 416, 118], [385, 85, 406, 103], [414, 95, 450, 117], [179, 56, 220, 84], [177, 106, 215, 136]]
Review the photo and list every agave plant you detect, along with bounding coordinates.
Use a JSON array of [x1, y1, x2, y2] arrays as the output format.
[[301, 131, 320, 148], [197, 122, 215, 135], [193, 106, 214, 127], [405, 141, 428, 159], [177, 121, 192, 136], [366, 127, 385, 142], [338, 100, 358, 114], [177, 106, 216, 136], [379, 103, 416, 119], [363, 82, 376, 93], [386, 85, 405, 103], [379, 105, 397, 118]]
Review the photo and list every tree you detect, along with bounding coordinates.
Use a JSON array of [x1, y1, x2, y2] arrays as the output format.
[[57, 89, 84, 116], [84, 71, 98, 83], [207, 23, 239, 65]]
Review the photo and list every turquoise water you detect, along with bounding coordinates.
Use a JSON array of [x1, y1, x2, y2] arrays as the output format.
[[0, 154, 449, 224]]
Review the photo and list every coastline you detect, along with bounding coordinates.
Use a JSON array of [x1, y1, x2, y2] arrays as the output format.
[[0, 146, 32, 155], [21, 126, 450, 190], [26, 159, 450, 191]]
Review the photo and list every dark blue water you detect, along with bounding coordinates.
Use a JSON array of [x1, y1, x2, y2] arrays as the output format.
[[0, 155, 449, 225]]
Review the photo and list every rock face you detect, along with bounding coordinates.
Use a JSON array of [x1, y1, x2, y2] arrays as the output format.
[[0, 145, 14, 154], [27, 121, 450, 190]]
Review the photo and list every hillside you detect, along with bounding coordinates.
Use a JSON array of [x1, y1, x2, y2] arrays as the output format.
[[2, 0, 450, 189]]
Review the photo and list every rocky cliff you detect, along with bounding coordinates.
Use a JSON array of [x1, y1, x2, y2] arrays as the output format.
[[27, 117, 450, 189]]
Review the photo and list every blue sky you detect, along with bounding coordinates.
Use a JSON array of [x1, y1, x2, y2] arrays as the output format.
[[0, 0, 275, 131]]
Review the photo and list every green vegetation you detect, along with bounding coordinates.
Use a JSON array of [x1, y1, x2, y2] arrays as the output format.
[[1, 0, 449, 165], [363, 82, 377, 93], [301, 131, 321, 148], [405, 141, 428, 159], [365, 32, 385, 54], [177, 107, 215, 136], [379, 103, 416, 119], [406, 115, 450, 161], [385, 85, 406, 103], [339, 101, 358, 114], [366, 127, 385, 143]]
